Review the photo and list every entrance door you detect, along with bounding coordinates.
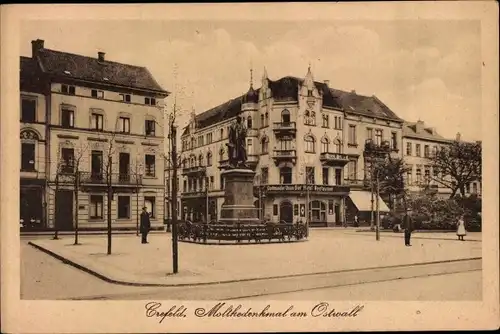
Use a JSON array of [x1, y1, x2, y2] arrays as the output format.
[[335, 204, 341, 225], [20, 187, 44, 228], [279, 200, 293, 224], [55, 190, 73, 231]]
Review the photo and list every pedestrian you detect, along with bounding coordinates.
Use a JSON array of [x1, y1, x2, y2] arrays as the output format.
[[354, 215, 359, 227], [403, 209, 414, 246], [456, 215, 467, 241], [140, 206, 151, 244]]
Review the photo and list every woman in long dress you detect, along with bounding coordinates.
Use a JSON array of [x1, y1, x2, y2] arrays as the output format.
[[456, 215, 467, 241]]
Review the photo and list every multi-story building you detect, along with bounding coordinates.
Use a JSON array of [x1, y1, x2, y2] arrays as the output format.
[[179, 67, 402, 226], [20, 39, 169, 230], [402, 122, 481, 198]]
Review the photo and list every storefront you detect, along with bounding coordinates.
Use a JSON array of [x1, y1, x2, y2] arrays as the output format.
[[346, 190, 390, 226], [20, 180, 46, 229]]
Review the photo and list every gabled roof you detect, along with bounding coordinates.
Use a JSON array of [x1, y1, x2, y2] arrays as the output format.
[[403, 121, 450, 142], [182, 74, 403, 135], [33, 48, 169, 95]]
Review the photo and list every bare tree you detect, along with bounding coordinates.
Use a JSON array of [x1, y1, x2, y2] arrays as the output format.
[[427, 140, 481, 198], [374, 155, 412, 211], [72, 142, 90, 245], [101, 131, 118, 255]]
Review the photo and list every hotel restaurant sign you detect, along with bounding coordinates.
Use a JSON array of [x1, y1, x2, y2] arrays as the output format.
[[261, 184, 350, 194]]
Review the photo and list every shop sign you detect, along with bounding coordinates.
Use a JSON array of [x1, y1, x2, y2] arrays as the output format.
[[264, 184, 349, 193]]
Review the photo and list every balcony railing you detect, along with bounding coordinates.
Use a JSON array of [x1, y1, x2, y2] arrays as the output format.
[[320, 152, 350, 166], [273, 149, 296, 158], [79, 172, 142, 185], [181, 165, 207, 175], [273, 122, 297, 136]]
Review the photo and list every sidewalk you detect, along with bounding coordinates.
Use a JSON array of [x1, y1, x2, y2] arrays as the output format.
[[28, 230, 482, 287]]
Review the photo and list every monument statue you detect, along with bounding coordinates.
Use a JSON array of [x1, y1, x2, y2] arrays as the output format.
[[226, 115, 248, 168]]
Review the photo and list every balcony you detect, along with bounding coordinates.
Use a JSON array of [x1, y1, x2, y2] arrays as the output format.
[[181, 165, 207, 176], [345, 179, 370, 190], [272, 149, 297, 167], [320, 152, 350, 167], [272, 122, 296, 137], [79, 172, 142, 186]]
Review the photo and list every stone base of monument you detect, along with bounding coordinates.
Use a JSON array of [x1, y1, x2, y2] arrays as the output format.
[[219, 168, 260, 224]]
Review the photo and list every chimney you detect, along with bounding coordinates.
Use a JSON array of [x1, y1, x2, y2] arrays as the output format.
[[31, 39, 44, 58], [98, 52, 105, 62], [456, 132, 461, 141], [351, 89, 356, 94], [415, 120, 424, 133], [324, 80, 330, 87]]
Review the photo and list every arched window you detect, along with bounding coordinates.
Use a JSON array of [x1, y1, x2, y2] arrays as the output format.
[[191, 137, 195, 149], [182, 158, 187, 169], [321, 137, 329, 153], [191, 156, 196, 167], [281, 109, 291, 123], [309, 200, 327, 222], [219, 147, 224, 162], [247, 116, 253, 129], [260, 114, 265, 128], [20, 129, 40, 172], [198, 154, 203, 167], [304, 135, 315, 153], [265, 112, 269, 127], [220, 128, 224, 140], [261, 137, 269, 154], [334, 139, 342, 153], [207, 152, 212, 166]]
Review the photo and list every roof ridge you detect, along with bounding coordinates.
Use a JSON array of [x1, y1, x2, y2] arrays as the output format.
[[41, 48, 147, 69]]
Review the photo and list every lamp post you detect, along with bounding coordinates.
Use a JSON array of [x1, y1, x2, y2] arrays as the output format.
[[205, 175, 209, 223]]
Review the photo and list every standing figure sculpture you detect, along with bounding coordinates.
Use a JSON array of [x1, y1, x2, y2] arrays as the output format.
[[226, 115, 248, 168]]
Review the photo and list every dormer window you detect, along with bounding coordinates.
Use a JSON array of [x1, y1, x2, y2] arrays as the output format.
[[103, 77, 109, 81], [61, 84, 76, 95], [64, 70, 71, 75], [120, 94, 131, 103]]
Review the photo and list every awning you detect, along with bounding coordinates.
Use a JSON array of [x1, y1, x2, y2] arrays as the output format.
[[348, 190, 390, 212]]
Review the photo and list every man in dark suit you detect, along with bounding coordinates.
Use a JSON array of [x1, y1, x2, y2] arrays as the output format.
[[140, 206, 151, 244], [404, 209, 414, 246]]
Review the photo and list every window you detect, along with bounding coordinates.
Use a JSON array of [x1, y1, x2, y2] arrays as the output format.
[[279, 139, 291, 150], [472, 183, 478, 194], [265, 112, 269, 127], [120, 94, 131, 103], [424, 145, 430, 158], [322, 114, 329, 127], [281, 110, 291, 123], [465, 183, 471, 194], [209, 176, 214, 190], [219, 148, 224, 162], [61, 109, 74, 128], [207, 152, 213, 166], [304, 135, 315, 153], [21, 143, 35, 171], [366, 128, 373, 140], [117, 196, 130, 219], [334, 140, 342, 153], [261, 167, 268, 184], [406, 142, 412, 156], [348, 159, 357, 180], [144, 97, 156, 106], [433, 146, 438, 157], [306, 167, 315, 184], [61, 85, 76, 95], [335, 169, 342, 185], [334, 116, 342, 130], [91, 150, 103, 180], [206, 133, 213, 144], [91, 113, 104, 131], [375, 129, 383, 145], [322, 167, 329, 185], [247, 138, 253, 155], [309, 200, 326, 222], [260, 114, 265, 127], [183, 179, 187, 192], [118, 117, 130, 133], [247, 116, 252, 129], [144, 196, 156, 218], [416, 144, 421, 157], [308, 89, 313, 97], [90, 195, 103, 219], [280, 167, 292, 184], [91, 89, 104, 99], [220, 128, 224, 139], [321, 137, 329, 153], [220, 174, 225, 190], [61, 148, 74, 174], [145, 120, 155, 136], [424, 167, 431, 182], [406, 167, 413, 185], [416, 167, 422, 183], [304, 110, 316, 125], [391, 132, 398, 150], [261, 137, 269, 154], [119, 153, 130, 181], [198, 154, 203, 167], [21, 99, 36, 122], [348, 125, 357, 145], [145, 154, 155, 177]]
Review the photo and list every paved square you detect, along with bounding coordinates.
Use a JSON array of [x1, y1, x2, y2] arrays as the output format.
[[29, 230, 481, 286]]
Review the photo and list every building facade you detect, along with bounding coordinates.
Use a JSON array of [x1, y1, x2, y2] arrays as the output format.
[[179, 67, 403, 226], [20, 39, 169, 230]]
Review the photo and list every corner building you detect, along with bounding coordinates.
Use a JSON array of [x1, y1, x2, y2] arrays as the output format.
[[20, 39, 169, 230], [180, 67, 403, 226]]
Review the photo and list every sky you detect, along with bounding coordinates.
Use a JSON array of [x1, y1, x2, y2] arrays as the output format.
[[20, 19, 482, 141]]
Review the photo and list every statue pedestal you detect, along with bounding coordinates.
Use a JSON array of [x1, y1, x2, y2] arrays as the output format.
[[219, 169, 260, 224]]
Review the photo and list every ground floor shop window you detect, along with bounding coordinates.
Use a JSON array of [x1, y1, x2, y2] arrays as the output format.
[[144, 196, 155, 218], [118, 196, 130, 218], [309, 200, 326, 222], [90, 195, 103, 219]]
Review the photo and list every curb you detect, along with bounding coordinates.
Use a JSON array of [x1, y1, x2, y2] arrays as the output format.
[[351, 232, 481, 242], [28, 241, 482, 288]]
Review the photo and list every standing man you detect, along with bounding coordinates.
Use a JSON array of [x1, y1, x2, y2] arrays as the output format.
[[140, 206, 151, 244], [404, 209, 414, 246]]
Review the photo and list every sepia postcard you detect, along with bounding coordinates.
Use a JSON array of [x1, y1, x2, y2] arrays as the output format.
[[1, 2, 499, 333]]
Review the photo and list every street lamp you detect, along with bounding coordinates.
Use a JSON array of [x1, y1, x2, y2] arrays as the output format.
[[364, 139, 391, 241]]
